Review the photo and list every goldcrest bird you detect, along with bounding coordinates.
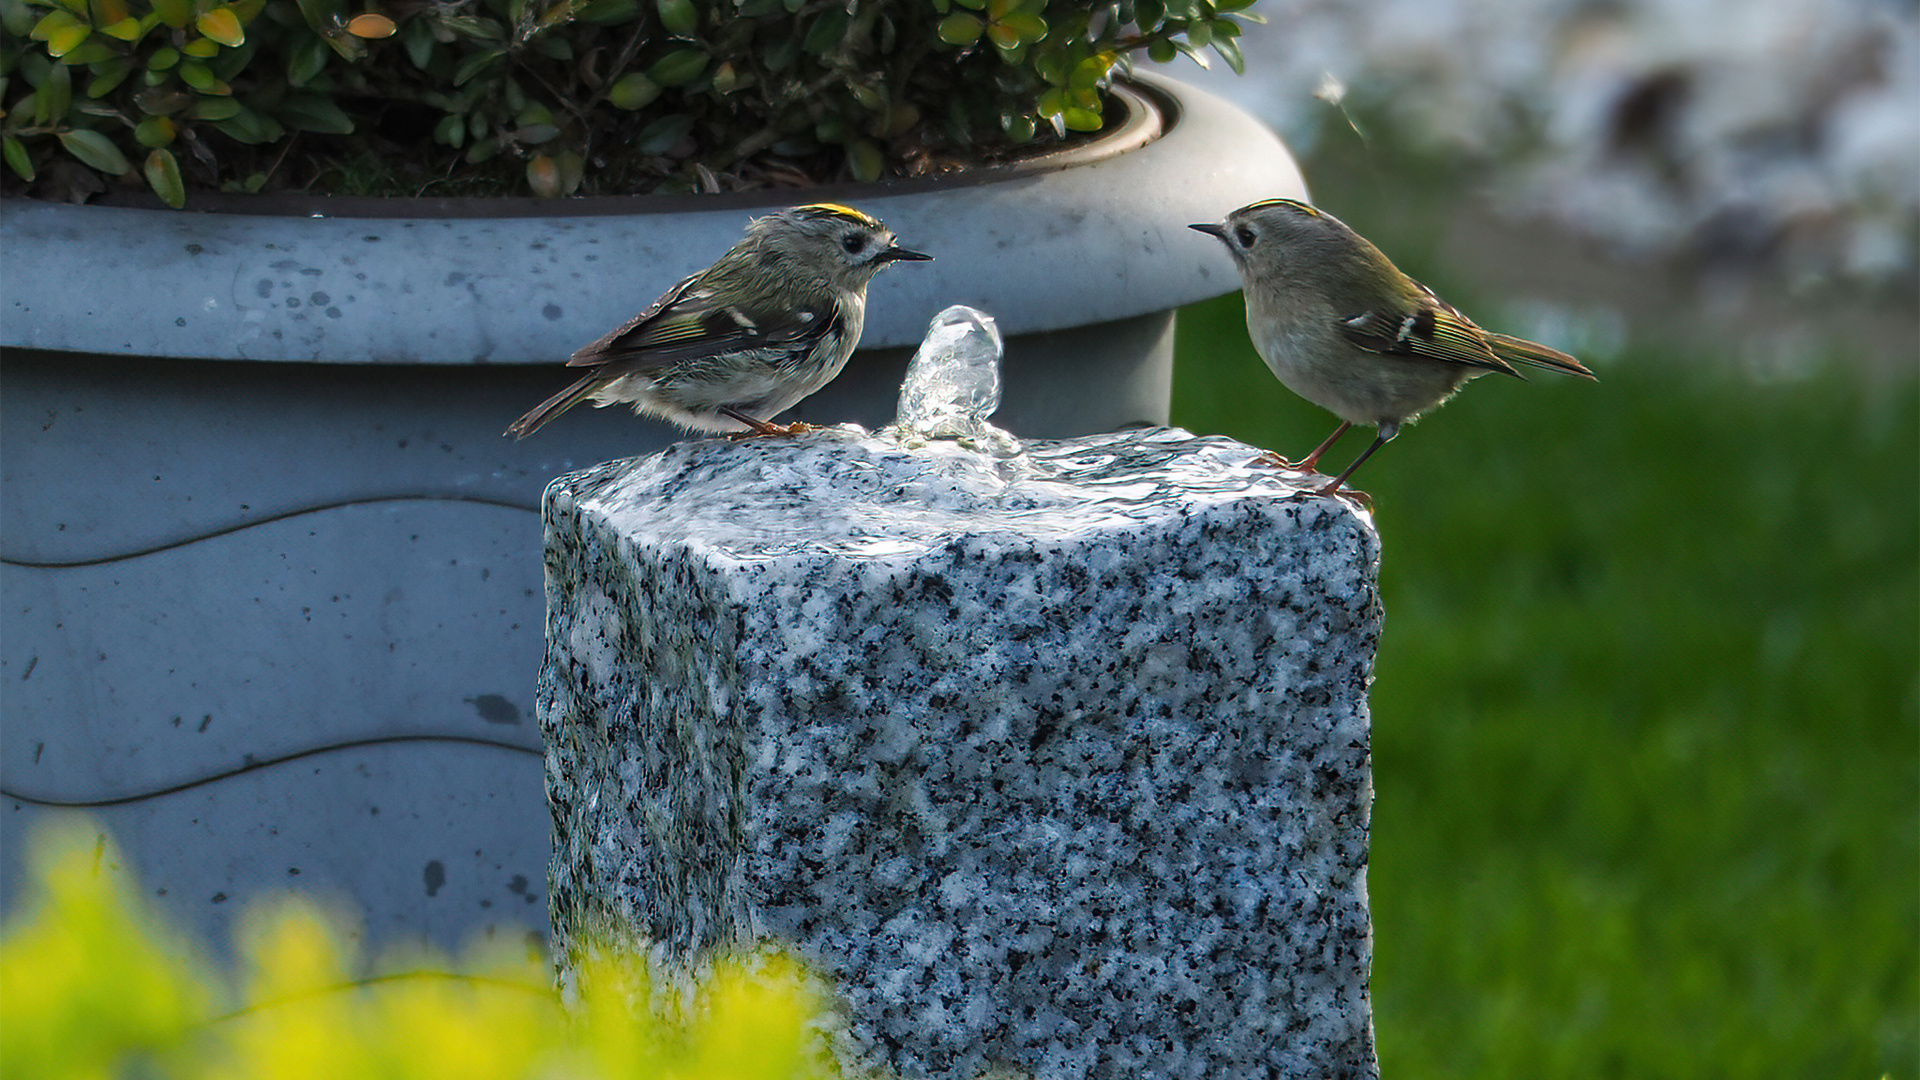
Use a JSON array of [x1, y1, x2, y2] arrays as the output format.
[[506, 203, 931, 439], [1190, 198, 1595, 498]]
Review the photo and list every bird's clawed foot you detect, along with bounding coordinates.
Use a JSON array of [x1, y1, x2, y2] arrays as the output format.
[[1316, 479, 1374, 512], [720, 407, 820, 439], [1253, 450, 1305, 471], [726, 421, 819, 440]]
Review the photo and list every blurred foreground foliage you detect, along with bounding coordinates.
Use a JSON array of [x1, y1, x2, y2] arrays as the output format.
[[0, 818, 839, 1080]]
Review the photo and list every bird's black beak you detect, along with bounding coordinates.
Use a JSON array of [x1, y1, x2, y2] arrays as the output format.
[[882, 245, 934, 263], [1189, 222, 1227, 241]]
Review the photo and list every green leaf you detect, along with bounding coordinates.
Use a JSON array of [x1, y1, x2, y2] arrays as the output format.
[[844, 137, 881, 182], [401, 18, 433, 68], [710, 60, 751, 94], [287, 33, 326, 85], [84, 57, 134, 97], [1183, 18, 1211, 47], [210, 103, 280, 142], [1, 0, 36, 37], [146, 46, 179, 70], [1146, 37, 1176, 63], [133, 113, 173, 145], [451, 47, 502, 86], [33, 62, 72, 123], [606, 71, 660, 110], [276, 91, 352, 132], [31, 9, 91, 57], [1170, 36, 1209, 68], [936, 11, 980, 45], [186, 95, 241, 119], [436, 14, 502, 41], [195, 5, 243, 45], [180, 35, 221, 57], [56, 127, 130, 172], [1209, 34, 1242, 75], [762, 34, 799, 69], [551, 149, 581, 193], [1069, 52, 1113, 90], [526, 152, 561, 197], [289, 0, 338, 30], [575, 0, 636, 22], [143, 146, 184, 206], [431, 111, 464, 147], [801, 5, 845, 52], [513, 121, 558, 145], [995, 11, 1044, 42], [98, 14, 145, 39], [175, 60, 230, 93], [4, 135, 35, 182], [655, 0, 695, 36], [633, 111, 692, 153], [150, 0, 188, 27], [645, 46, 705, 86], [1133, 0, 1164, 30], [1061, 105, 1101, 131], [132, 86, 190, 113], [57, 39, 115, 64]]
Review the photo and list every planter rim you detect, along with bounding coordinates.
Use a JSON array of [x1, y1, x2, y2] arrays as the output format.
[[1, 72, 1306, 363]]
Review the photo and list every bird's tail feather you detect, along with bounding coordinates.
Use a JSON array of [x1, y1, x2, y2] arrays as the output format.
[[505, 371, 603, 439], [1488, 333, 1597, 380]]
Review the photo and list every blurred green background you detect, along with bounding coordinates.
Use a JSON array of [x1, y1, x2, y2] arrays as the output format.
[[1171, 134, 1918, 1077]]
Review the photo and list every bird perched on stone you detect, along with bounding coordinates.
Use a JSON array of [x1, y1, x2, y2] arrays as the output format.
[[506, 203, 930, 439], [1190, 198, 1595, 499]]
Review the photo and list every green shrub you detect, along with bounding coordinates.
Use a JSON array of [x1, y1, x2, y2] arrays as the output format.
[[1, 818, 842, 1080], [0, 0, 1260, 205]]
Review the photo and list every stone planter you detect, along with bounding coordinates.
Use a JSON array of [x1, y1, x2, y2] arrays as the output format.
[[0, 72, 1307, 958]]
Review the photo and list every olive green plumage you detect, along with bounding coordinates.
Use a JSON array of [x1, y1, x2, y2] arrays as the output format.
[[1192, 198, 1595, 497], [507, 203, 930, 439]]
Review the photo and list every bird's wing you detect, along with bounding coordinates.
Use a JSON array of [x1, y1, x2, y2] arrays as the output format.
[[568, 276, 839, 372], [1335, 281, 1523, 378]]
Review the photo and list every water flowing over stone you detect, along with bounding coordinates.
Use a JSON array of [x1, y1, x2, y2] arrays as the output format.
[[539, 425, 1383, 1080], [889, 304, 1021, 457]]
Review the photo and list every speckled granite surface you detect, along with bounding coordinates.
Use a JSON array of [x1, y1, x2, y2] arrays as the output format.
[[539, 426, 1382, 1080]]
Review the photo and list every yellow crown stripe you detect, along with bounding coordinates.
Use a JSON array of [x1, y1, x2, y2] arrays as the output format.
[[794, 203, 882, 229], [1240, 197, 1319, 217]]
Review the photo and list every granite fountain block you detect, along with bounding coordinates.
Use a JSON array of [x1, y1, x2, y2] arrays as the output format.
[[538, 418, 1383, 1079]]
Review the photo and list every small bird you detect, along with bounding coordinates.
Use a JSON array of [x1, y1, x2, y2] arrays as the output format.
[[1190, 198, 1595, 499], [506, 203, 930, 439]]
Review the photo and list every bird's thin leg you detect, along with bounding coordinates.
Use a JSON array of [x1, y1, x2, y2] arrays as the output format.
[[1256, 421, 1351, 472], [719, 406, 813, 438], [1318, 423, 1398, 499], [1296, 422, 1353, 472]]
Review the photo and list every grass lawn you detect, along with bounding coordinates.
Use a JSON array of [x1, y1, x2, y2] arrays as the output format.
[[1172, 284, 1918, 1077]]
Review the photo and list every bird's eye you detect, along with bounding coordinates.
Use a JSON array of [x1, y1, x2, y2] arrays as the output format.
[[841, 234, 868, 254], [1234, 226, 1257, 248]]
